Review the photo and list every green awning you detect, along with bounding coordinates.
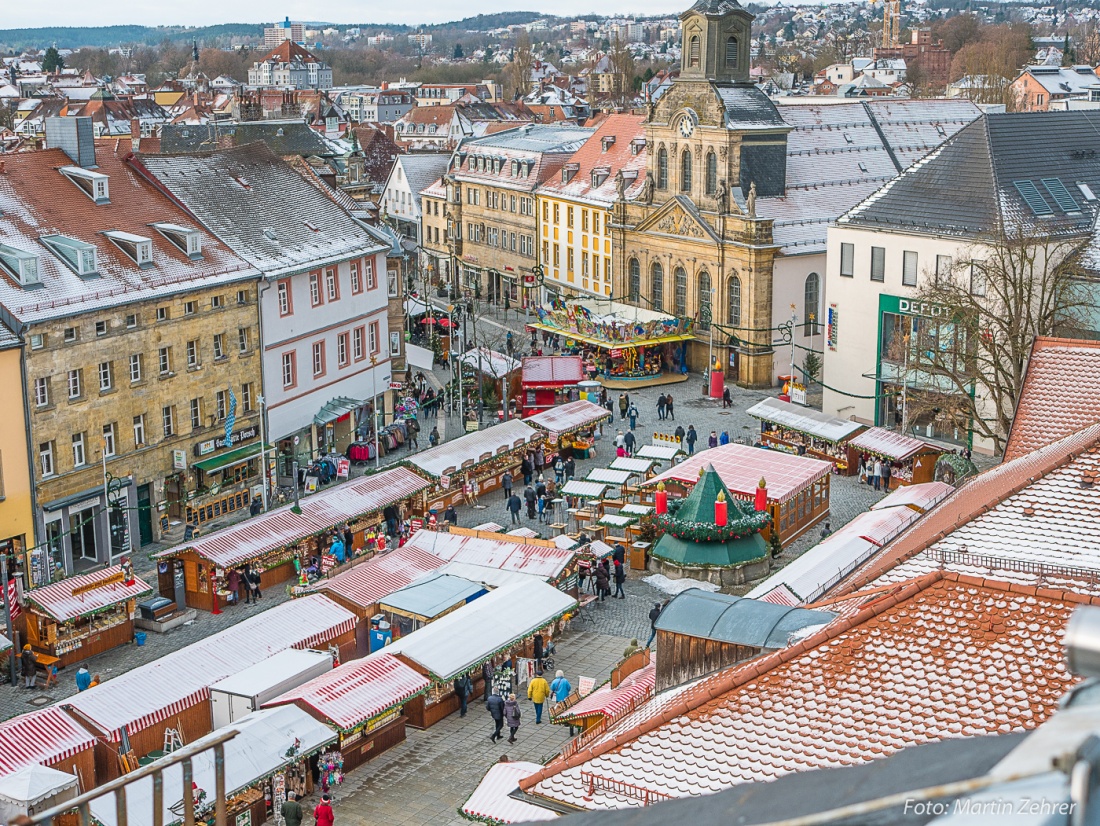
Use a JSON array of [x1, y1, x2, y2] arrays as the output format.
[[314, 396, 363, 427], [193, 442, 273, 474]]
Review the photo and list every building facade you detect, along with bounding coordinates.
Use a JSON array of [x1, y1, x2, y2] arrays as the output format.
[[382, 154, 451, 246], [247, 42, 333, 91], [0, 324, 34, 585]]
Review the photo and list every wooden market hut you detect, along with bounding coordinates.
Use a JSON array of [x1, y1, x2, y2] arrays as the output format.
[[0, 708, 97, 793], [379, 573, 487, 638], [551, 655, 654, 741], [385, 579, 577, 729], [519, 356, 585, 418], [747, 397, 866, 475], [847, 428, 943, 488], [21, 566, 153, 669], [154, 467, 431, 612], [526, 400, 612, 463], [642, 444, 833, 545], [62, 595, 356, 782], [406, 419, 543, 511], [263, 651, 430, 772]]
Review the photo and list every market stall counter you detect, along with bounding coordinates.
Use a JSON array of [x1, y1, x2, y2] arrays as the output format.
[[848, 427, 942, 488], [747, 398, 866, 475], [526, 400, 612, 463], [22, 565, 152, 668]]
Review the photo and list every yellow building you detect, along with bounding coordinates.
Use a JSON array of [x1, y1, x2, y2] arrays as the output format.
[[536, 114, 647, 299], [0, 324, 34, 584]]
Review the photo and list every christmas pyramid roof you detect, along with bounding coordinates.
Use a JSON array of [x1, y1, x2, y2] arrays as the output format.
[[670, 464, 737, 525]]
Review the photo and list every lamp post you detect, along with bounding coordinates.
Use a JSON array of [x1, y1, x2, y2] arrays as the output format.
[[258, 394, 269, 511], [524, 264, 545, 327], [370, 354, 380, 470]]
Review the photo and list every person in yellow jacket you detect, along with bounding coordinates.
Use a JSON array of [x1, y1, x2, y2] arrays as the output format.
[[527, 671, 551, 724]]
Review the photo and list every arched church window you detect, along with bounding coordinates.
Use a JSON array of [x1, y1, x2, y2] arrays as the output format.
[[727, 275, 742, 327], [674, 267, 687, 316], [680, 150, 692, 193], [689, 36, 700, 67], [629, 258, 641, 302], [726, 36, 739, 68], [705, 151, 717, 194], [651, 261, 664, 311], [657, 147, 668, 189]]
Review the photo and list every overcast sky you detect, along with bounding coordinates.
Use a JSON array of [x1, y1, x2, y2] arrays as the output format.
[[8, 1, 689, 29]]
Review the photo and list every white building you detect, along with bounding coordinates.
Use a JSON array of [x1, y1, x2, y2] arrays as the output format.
[[382, 154, 451, 244], [248, 41, 333, 91]]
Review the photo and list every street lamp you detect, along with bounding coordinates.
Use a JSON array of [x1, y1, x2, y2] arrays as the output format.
[[370, 354, 381, 470], [524, 264, 545, 325]]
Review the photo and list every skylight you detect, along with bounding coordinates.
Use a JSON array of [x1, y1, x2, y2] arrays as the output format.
[[1012, 180, 1053, 217], [1078, 182, 1097, 202], [59, 166, 109, 204], [1041, 178, 1080, 214]]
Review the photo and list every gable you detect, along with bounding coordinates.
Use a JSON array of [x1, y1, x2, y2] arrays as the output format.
[[634, 196, 720, 243]]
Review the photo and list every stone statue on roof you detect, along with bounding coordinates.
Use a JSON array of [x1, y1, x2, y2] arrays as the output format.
[[615, 170, 627, 201], [746, 181, 757, 218], [716, 179, 728, 215], [639, 172, 655, 205]]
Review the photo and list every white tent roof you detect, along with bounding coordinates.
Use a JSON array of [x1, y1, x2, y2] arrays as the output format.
[[208, 648, 332, 699], [0, 763, 78, 821], [89, 706, 337, 826], [460, 347, 521, 378]]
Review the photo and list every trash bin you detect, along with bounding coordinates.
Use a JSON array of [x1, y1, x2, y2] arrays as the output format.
[[135, 632, 147, 646]]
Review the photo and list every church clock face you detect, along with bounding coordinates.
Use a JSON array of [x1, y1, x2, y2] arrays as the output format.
[[678, 113, 696, 138]]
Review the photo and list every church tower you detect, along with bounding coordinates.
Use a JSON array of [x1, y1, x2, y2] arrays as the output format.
[[679, 0, 753, 84]]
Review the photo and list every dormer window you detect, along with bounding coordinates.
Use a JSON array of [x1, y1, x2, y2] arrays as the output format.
[[562, 163, 579, 184], [0, 242, 41, 286], [601, 136, 616, 152], [59, 166, 110, 204], [152, 222, 203, 258], [104, 231, 154, 267], [725, 36, 739, 68], [592, 167, 610, 188], [41, 235, 98, 277], [511, 160, 518, 176]]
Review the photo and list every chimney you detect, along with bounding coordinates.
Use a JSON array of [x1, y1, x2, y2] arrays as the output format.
[[381, 80, 388, 90], [130, 117, 141, 152], [44, 116, 97, 168]]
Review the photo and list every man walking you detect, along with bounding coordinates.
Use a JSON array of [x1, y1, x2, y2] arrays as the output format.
[[666, 393, 675, 420], [564, 456, 576, 482], [674, 424, 686, 447], [507, 492, 522, 524], [527, 671, 550, 724], [613, 560, 626, 599], [722, 386, 733, 408], [553, 457, 564, 484], [873, 458, 883, 492], [647, 602, 663, 648], [628, 402, 639, 430], [453, 672, 473, 717], [618, 393, 629, 421], [20, 645, 36, 689], [281, 792, 304, 826], [524, 485, 537, 520], [685, 425, 698, 455], [487, 689, 506, 743], [502, 470, 513, 501], [623, 429, 636, 456], [656, 393, 667, 421]]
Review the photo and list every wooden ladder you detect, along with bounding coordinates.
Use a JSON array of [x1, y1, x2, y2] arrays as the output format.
[[163, 728, 184, 753]]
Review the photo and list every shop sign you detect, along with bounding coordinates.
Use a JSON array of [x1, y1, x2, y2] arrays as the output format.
[[195, 425, 258, 456], [365, 708, 399, 733], [827, 303, 838, 351], [336, 458, 350, 478], [462, 254, 479, 264], [609, 349, 623, 358], [881, 294, 949, 319], [389, 381, 403, 390], [440, 475, 451, 490], [71, 570, 125, 597], [172, 449, 187, 470], [790, 382, 807, 406]]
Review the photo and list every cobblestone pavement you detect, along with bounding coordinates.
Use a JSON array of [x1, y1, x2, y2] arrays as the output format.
[[329, 631, 632, 826]]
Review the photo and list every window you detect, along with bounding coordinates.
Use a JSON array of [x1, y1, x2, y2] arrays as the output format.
[[553, 203, 560, 224], [190, 398, 202, 430], [30, 334, 45, 349], [68, 369, 82, 400], [338, 333, 349, 367], [102, 423, 116, 457], [369, 322, 379, 354], [184, 301, 196, 315], [39, 441, 54, 477], [870, 246, 885, 282], [674, 267, 687, 316], [593, 212, 601, 235], [726, 36, 739, 67], [902, 251, 918, 287], [215, 390, 226, 421], [651, 261, 664, 311], [64, 327, 78, 343], [72, 433, 86, 467], [212, 295, 223, 309], [705, 151, 717, 195], [282, 352, 297, 388], [129, 354, 142, 383], [325, 268, 339, 301], [353, 327, 365, 361], [567, 249, 575, 273], [629, 259, 641, 301], [126, 313, 138, 328], [237, 289, 249, 305], [657, 148, 668, 189], [310, 273, 322, 306], [582, 253, 589, 277], [159, 347, 171, 375], [98, 361, 112, 392], [156, 306, 169, 322], [277, 280, 292, 316], [242, 383, 253, 413], [312, 341, 326, 376], [350, 261, 362, 293], [186, 340, 199, 368], [728, 275, 742, 327], [689, 35, 700, 67], [935, 255, 952, 285], [34, 377, 49, 407], [162, 406, 175, 438], [840, 242, 855, 277], [133, 415, 145, 446], [680, 150, 692, 192], [804, 273, 820, 335], [213, 334, 225, 360], [95, 320, 107, 337], [970, 264, 986, 296], [238, 328, 250, 353]]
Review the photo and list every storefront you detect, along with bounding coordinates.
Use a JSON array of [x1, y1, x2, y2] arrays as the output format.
[[37, 481, 137, 578], [313, 397, 364, 457], [747, 398, 866, 475], [184, 424, 272, 529], [21, 565, 152, 668], [530, 300, 695, 387], [848, 427, 942, 488], [519, 356, 586, 417]]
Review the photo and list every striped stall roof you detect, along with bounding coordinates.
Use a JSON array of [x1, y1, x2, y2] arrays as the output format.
[[264, 652, 430, 731], [870, 480, 955, 513], [308, 545, 445, 611], [526, 400, 611, 437], [156, 467, 431, 568], [404, 530, 576, 580], [407, 419, 540, 479], [755, 584, 802, 607], [64, 595, 355, 740], [848, 427, 939, 461], [462, 761, 557, 824], [555, 662, 655, 725], [24, 566, 152, 623], [0, 708, 96, 777]]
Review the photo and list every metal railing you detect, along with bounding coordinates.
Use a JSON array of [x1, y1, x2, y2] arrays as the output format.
[[30, 729, 237, 826], [580, 771, 672, 806], [928, 548, 1100, 585]]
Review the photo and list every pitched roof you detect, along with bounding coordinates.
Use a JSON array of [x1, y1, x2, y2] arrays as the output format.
[[1018, 65, 1100, 96], [135, 142, 386, 278], [522, 572, 1079, 809], [0, 708, 96, 778], [537, 113, 647, 207], [160, 121, 333, 156], [392, 153, 450, 206], [1004, 337, 1100, 461], [25, 565, 152, 622], [260, 40, 325, 65]]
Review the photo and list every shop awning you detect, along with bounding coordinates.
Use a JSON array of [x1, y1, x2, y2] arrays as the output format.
[[406, 342, 435, 372], [41, 478, 133, 513], [380, 573, 486, 621], [528, 323, 695, 350], [191, 441, 273, 475], [527, 400, 611, 438], [313, 396, 362, 427], [404, 297, 432, 316], [24, 565, 153, 623], [586, 468, 632, 486], [561, 480, 608, 499], [848, 427, 940, 461], [747, 397, 865, 444], [610, 457, 655, 474], [636, 444, 683, 461]]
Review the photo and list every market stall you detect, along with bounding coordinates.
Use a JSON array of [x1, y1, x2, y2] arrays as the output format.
[[88, 705, 338, 826], [209, 649, 334, 729], [585, 468, 633, 496], [406, 419, 542, 511], [22, 565, 152, 668], [551, 660, 654, 735], [526, 400, 611, 462], [462, 761, 556, 825], [609, 456, 656, 477], [403, 529, 578, 590], [379, 573, 486, 637], [519, 356, 586, 418], [306, 545, 447, 622], [154, 467, 430, 612], [747, 398, 866, 475], [0, 708, 96, 791], [385, 579, 577, 729], [530, 300, 695, 386], [848, 427, 942, 488], [635, 444, 683, 462], [0, 764, 78, 825]]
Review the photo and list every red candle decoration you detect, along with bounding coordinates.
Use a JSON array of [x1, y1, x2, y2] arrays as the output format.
[[754, 477, 768, 512], [715, 491, 728, 527], [655, 482, 668, 515]]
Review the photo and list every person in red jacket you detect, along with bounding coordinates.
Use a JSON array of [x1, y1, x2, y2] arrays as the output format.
[[314, 794, 334, 826]]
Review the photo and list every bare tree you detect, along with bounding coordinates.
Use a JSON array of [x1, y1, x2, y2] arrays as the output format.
[[896, 229, 1095, 452], [607, 36, 636, 108], [508, 31, 535, 100]]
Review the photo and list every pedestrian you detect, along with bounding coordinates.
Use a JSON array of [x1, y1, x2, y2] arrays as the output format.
[[487, 690, 505, 743], [76, 663, 91, 692], [330, 533, 346, 564], [873, 458, 883, 491], [444, 504, 458, 526], [247, 565, 262, 600], [507, 493, 522, 525], [628, 403, 639, 430], [528, 671, 550, 723], [577, 563, 588, 594], [504, 693, 521, 743], [722, 386, 733, 408], [550, 670, 571, 703], [666, 393, 675, 420], [719, 430, 730, 445], [708, 431, 718, 449], [882, 462, 892, 489], [564, 456, 576, 481], [343, 524, 354, 557], [615, 430, 625, 449], [618, 393, 628, 421], [506, 330, 514, 355], [613, 560, 626, 599], [88, 674, 101, 688], [685, 425, 698, 454], [19, 646, 35, 690], [453, 671, 473, 717], [821, 521, 832, 539], [656, 393, 667, 421], [408, 418, 419, 449], [644, 603, 665, 650], [612, 543, 626, 566], [623, 430, 636, 455], [281, 792, 304, 826], [534, 447, 545, 473], [521, 456, 534, 485], [524, 485, 537, 519], [313, 795, 334, 826], [553, 456, 564, 484], [249, 496, 262, 516], [429, 426, 440, 446], [674, 424, 686, 445], [594, 562, 610, 601], [502, 470, 513, 501], [537, 491, 549, 522]]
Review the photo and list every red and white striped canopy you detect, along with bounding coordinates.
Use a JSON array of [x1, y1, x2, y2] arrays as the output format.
[[0, 708, 95, 777]]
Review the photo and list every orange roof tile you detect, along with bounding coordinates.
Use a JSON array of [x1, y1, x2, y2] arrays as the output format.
[[522, 571, 1080, 809], [1003, 337, 1100, 461], [538, 113, 647, 206], [260, 40, 324, 64]]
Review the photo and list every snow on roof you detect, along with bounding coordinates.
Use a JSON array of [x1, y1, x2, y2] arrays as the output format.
[[521, 355, 585, 385], [403, 530, 575, 580], [848, 427, 939, 461], [308, 544, 445, 612], [0, 709, 96, 778], [24, 565, 152, 623], [746, 397, 864, 443], [406, 419, 540, 478], [459, 347, 521, 378], [526, 400, 611, 437], [871, 481, 954, 513], [462, 761, 556, 824], [554, 662, 655, 726]]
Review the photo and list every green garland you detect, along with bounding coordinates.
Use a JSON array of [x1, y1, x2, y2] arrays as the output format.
[[654, 509, 770, 543]]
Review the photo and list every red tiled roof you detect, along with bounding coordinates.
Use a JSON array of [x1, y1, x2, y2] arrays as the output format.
[[401, 106, 458, 127], [1004, 337, 1100, 461], [523, 571, 1080, 809], [261, 41, 323, 64], [538, 113, 647, 206]]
